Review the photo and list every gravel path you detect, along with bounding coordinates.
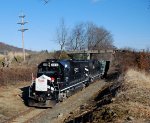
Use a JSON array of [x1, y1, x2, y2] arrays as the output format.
[[30, 80, 107, 123]]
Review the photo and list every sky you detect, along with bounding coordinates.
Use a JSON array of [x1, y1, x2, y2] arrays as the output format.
[[0, 0, 150, 51]]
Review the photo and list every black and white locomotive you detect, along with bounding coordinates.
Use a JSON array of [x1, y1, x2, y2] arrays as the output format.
[[28, 59, 109, 107]]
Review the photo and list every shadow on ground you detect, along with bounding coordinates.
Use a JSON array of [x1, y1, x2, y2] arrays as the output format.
[[20, 86, 30, 106], [105, 70, 121, 82]]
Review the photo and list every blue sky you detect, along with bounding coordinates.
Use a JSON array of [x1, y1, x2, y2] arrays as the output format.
[[0, 0, 150, 51]]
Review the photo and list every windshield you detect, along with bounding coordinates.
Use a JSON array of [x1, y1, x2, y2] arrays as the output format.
[[38, 62, 61, 73]]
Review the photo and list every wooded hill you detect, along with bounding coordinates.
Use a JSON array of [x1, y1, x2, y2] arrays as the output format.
[[0, 42, 33, 53]]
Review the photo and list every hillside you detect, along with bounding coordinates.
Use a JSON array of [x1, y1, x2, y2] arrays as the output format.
[[0, 42, 33, 53]]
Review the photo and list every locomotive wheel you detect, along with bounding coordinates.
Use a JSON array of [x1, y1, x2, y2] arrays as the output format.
[[66, 90, 71, 98], [85, 82, 89, 87], [81, 83, 86, 91], [90, 77, 94, 82], [58, 92, 67, 102]]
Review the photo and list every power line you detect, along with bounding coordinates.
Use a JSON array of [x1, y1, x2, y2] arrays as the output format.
[[43, 0, 50, 4], [17, 13, 28, 62]]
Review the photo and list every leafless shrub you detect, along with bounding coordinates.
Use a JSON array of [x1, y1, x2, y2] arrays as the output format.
[[114, 50, 150, 73], [56, 18, 68, 58], [0, 67, 36, 85]]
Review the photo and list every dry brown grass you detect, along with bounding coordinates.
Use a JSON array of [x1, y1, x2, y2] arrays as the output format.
[[26, 52, 54, 65], [121, 69, 150, 92], [8, 51, 29, 58], [0, 67, 36, 85], [111, 69, 150, 121], [0, 54, 4, 58]]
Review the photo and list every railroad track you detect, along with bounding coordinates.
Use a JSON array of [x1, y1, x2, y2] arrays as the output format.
[[4, 107, 47, 123]]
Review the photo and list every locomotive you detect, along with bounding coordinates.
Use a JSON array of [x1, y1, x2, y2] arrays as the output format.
[[28, 59, 110, 107]]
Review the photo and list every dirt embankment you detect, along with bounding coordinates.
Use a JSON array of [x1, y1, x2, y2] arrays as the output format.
[[0, 82, 30, 123], [65, 69, 150, 123], [113, 69, 150, 122]]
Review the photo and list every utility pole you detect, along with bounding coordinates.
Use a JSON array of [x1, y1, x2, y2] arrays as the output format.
[[17, 13, 28, 62]]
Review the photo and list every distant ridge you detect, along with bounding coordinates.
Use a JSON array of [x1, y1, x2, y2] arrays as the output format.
[[0, 42, 33, 53]]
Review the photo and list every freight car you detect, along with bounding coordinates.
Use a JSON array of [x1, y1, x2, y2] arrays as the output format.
[[28, 59, 110, 107]]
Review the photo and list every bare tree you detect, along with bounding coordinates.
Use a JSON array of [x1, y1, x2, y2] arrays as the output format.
[[86, 22, 97, 50], [85, 22, 115, 60], [66, 23, 86, 51], [64, 21, 114, 52], [86, 22, 114, 50], [56, 18, 68, 56]]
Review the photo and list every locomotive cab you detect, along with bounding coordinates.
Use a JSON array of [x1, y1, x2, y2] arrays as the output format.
[[37, 61, 63, 84]]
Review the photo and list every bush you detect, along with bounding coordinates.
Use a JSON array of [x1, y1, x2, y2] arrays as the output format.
[[114, 50, 150, 72], [0, 67, 36, 85], [53, 51, 70, 59]]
